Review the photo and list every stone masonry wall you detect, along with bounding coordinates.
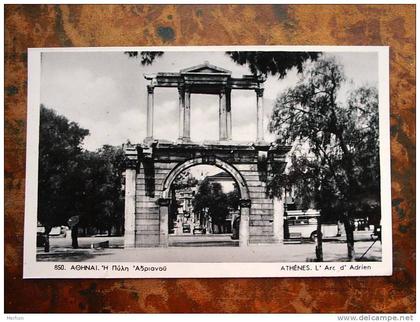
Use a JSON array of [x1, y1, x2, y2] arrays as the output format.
[[234, 163, 275, 244], [135, 159, 275, 247], [135, 161, 176, 246]]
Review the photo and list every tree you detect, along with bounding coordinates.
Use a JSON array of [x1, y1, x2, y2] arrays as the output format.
[[226, 183, 241, 211], [268, 56, 380, 260], [124, 51, 164, 65], [172, 170, 198, 191], [192, 178, 212, 214], [125, 51, 319, 78], [193, 179, 230, 233], [75, 146, 125, 237], [38, 105, 89, 251], [96, 145, 125, 236], [226, 51, 320, 78], [38, 106, 127, 251], [208, 182, 229, 232]]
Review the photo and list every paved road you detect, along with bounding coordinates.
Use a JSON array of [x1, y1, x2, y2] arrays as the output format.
[[37, 237, 381, 263]]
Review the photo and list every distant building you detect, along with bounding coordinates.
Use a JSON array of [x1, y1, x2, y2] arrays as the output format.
[[170, 187, 197, 235], [176, 187, 195, 214], [205, 171, 235, 193]]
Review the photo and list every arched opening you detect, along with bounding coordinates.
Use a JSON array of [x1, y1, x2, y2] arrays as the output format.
[[159, 157, 251, 247], [167, 165, 241, 246]]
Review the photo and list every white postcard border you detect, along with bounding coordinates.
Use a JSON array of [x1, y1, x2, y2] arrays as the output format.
[[23, 45, 391, 279]]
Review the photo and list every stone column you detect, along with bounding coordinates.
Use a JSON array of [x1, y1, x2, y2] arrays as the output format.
[[239, 199, 251, 247], [219, 88, 228, 141], [183, 87, 191, 141], [226, 89, 232, 140], [256, 88, 264, 142], [146, 85, 154, 140], [178, 86, 185, 140], [124, 164, 137, 248], [158, 198, 171, 247]]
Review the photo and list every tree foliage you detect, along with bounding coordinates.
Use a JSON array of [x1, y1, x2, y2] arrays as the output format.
[[172, 170, 198, 190], [38, 105, 90, 228], [124, 51, 319, 78], [226, 183, 241, 211], [38, 106, 125, 236], [75, 146, 125, 234], [268, 57, 380, 258], [226, 51, 320, 77], [124, 51, 164, 65], [193, 179, 229, 226]]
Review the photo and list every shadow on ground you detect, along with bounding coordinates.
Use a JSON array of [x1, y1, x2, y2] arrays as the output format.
[[37, 248, 116, 262]]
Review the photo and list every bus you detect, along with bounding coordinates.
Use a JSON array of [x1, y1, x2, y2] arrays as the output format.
[[285, 210, 340, 241]]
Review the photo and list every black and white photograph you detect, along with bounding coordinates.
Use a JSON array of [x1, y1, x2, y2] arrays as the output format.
[[23, 46, 391, 278]]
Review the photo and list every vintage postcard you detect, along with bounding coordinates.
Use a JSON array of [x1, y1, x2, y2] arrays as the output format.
[[23, 46, 391, 278]]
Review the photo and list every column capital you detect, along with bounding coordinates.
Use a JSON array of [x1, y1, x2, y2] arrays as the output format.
[[123, 144, 138, 169], [177, 85, 185, 95], [255, 88, 264, 97], [147, 85, 155, 94], [239, 199, 252, 208], [125, 159, 138, 170], [184, 84, 192, 93], [157, 198, 171, 207], [219, 87, 228, 95]]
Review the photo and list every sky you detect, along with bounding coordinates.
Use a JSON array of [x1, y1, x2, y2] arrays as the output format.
[[41, 50, 378, 153]]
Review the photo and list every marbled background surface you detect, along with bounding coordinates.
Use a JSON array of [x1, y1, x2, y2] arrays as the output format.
[[5, 4, 415, 313]]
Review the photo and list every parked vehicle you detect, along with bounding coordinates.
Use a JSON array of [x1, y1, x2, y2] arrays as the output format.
[[182, 224, 191, 233], [371, 225, 381, 241], [36, 225, 68, 241], [193, 224, 206, 234], [49, 226, 67, 237], [285, 210, 340, 241]]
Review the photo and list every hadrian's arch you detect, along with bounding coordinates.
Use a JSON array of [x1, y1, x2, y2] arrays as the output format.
[[123, 62, 291, 248]]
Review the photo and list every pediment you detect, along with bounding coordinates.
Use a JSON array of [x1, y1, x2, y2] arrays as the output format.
[[180, 62, 231, 75]]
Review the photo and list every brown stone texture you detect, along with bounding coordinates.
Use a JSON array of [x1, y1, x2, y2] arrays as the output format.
[[5, 4, 415, 313]]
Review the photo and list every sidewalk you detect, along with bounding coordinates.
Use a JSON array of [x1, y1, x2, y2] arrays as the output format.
[[37, 239, 381, 263]]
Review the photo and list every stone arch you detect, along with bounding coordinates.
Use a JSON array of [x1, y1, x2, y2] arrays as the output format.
[[158, 157, 251, 247], [161, 157, 250, 200]]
